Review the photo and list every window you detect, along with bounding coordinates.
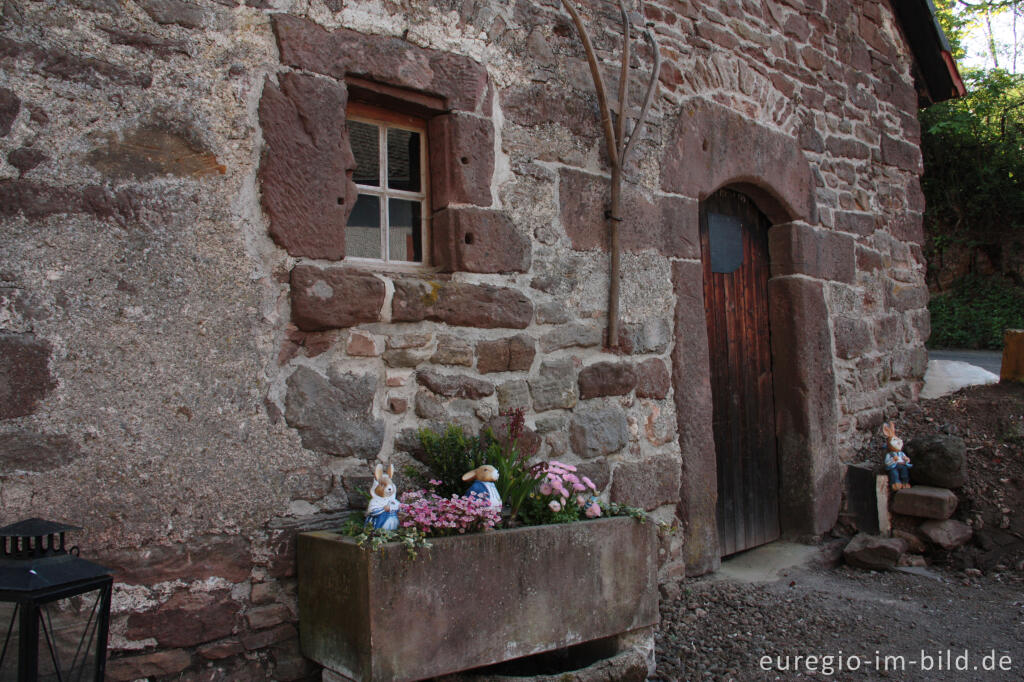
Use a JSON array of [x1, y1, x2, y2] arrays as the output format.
[[346, 103, 429, 265]]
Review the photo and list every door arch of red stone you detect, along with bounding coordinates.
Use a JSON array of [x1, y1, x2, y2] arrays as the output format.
[[663, 98, 841, 575]]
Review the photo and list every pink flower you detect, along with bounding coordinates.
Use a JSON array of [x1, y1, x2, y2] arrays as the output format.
[[582, 476, 596, 491], [539, 482, 553, 496], [549, 460, 577, 472], [548, 500, 562, 512], [585, 502, 602, 518], [572, 482, 586, 492]]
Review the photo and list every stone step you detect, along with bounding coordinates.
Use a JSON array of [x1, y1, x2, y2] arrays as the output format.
[[891, 485, 958, 520], [920, 519, 973, 550]]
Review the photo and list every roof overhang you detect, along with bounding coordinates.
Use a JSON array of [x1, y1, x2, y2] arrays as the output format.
[[891, 0, 967, 105]]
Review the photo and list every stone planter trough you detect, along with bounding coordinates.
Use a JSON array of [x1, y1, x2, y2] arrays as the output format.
[[298, 516, 658, 682]]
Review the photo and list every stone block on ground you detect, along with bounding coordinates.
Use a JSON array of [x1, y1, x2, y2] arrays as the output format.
[[1001, 329, 1024, 382], [897, 553, 927, 567], [843, 532, 907, 570], [891, 485, 958, 520], [844, 462, 883, 534], [903, 435, 966, 488], [919, 519, 973, 550]]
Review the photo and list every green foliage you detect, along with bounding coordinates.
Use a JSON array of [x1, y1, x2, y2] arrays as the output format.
[[517, 495, 582, 526], [920, 67, 1024, 314], [339, 516, 432, 559], [484, 409, 542, 521], [921, 68, 1024, 250], [601, 501, 649, 522], [928, 274, 1024, 348], [932, 0, 970, 61], [414, 411, 542, 521], [413, 424, 491, 498]]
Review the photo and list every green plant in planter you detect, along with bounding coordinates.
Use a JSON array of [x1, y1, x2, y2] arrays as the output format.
[[484, 408, 543, 522], [410, 411, 649, 529], [339, 516, 431, 558], [413, 409, 543, 520], [413, 423, 491, 498]]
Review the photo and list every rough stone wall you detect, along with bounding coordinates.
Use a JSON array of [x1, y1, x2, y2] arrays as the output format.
[[0, 0, 929, 678]]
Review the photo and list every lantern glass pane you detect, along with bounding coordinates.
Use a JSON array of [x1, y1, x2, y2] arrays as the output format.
[[36, 590, 103, 682], [0, 602, 18, 681]]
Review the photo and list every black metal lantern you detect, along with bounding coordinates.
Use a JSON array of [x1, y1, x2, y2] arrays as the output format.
[[0, 518, 112, 681]]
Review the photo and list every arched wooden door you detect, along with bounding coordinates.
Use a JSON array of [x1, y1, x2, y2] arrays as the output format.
[[700, 188, 780, 557]]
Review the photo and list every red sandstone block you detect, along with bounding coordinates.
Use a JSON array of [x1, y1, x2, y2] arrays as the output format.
[[892, 486, 958, 520], [290, 265, 385, 331]]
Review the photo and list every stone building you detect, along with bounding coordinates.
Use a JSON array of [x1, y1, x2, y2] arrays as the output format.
[[0, 0, 961, 678]]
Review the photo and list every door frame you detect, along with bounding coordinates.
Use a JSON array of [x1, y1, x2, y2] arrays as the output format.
[[670, 184, 842, 576], [699, 188, 781, 557]]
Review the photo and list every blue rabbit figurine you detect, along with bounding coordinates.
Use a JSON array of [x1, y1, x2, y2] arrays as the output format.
[[365, 463, 400, 531]]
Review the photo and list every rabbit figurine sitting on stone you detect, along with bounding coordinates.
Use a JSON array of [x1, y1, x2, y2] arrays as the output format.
[[365, 463, 400, 531], [882, 422, 912, 491]]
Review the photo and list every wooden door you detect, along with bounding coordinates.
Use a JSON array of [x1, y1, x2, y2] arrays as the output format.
[[699, 189, 780, 556]]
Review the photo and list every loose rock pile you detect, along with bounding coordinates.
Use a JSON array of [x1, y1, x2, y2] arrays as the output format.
[[871, 382, 1024, 574]]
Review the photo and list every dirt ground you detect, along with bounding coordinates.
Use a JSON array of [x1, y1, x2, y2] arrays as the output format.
[[654, 562, 1023, 680], [654, 382, 1024, 680]]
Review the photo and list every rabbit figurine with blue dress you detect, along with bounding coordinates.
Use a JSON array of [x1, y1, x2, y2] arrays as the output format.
[[365, 463, 400, 531], [462, 465, 501, 510]]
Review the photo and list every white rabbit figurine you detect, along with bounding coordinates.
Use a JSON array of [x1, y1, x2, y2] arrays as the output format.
[[365, 463, 400, 531], [462, 465, 501, 510]]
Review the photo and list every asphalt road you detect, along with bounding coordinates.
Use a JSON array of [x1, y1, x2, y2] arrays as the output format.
[[928, 349, 1003, 375]]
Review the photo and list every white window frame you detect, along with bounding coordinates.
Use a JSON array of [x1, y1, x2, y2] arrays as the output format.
[[345, 103, 431, 268]]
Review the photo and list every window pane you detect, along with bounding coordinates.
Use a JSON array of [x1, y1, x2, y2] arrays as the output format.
[[347, 194, 382, 259], [708, 212, 744, 273], [389, 198, 422, 262], [387, 128, 421, 192], [349, 120, 380, 187]]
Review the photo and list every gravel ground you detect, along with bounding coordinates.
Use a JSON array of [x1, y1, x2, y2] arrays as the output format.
[[653, 559, 1024, 681]]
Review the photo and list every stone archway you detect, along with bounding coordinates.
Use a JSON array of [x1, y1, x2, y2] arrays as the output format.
[[661, 98, 841, 575]]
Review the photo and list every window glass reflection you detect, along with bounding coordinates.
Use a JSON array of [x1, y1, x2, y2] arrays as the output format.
[[387, 128, 421, 192], [346, 194, 382, 259], [389, 198, 422, 262], [349, 120, 380, 186]]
